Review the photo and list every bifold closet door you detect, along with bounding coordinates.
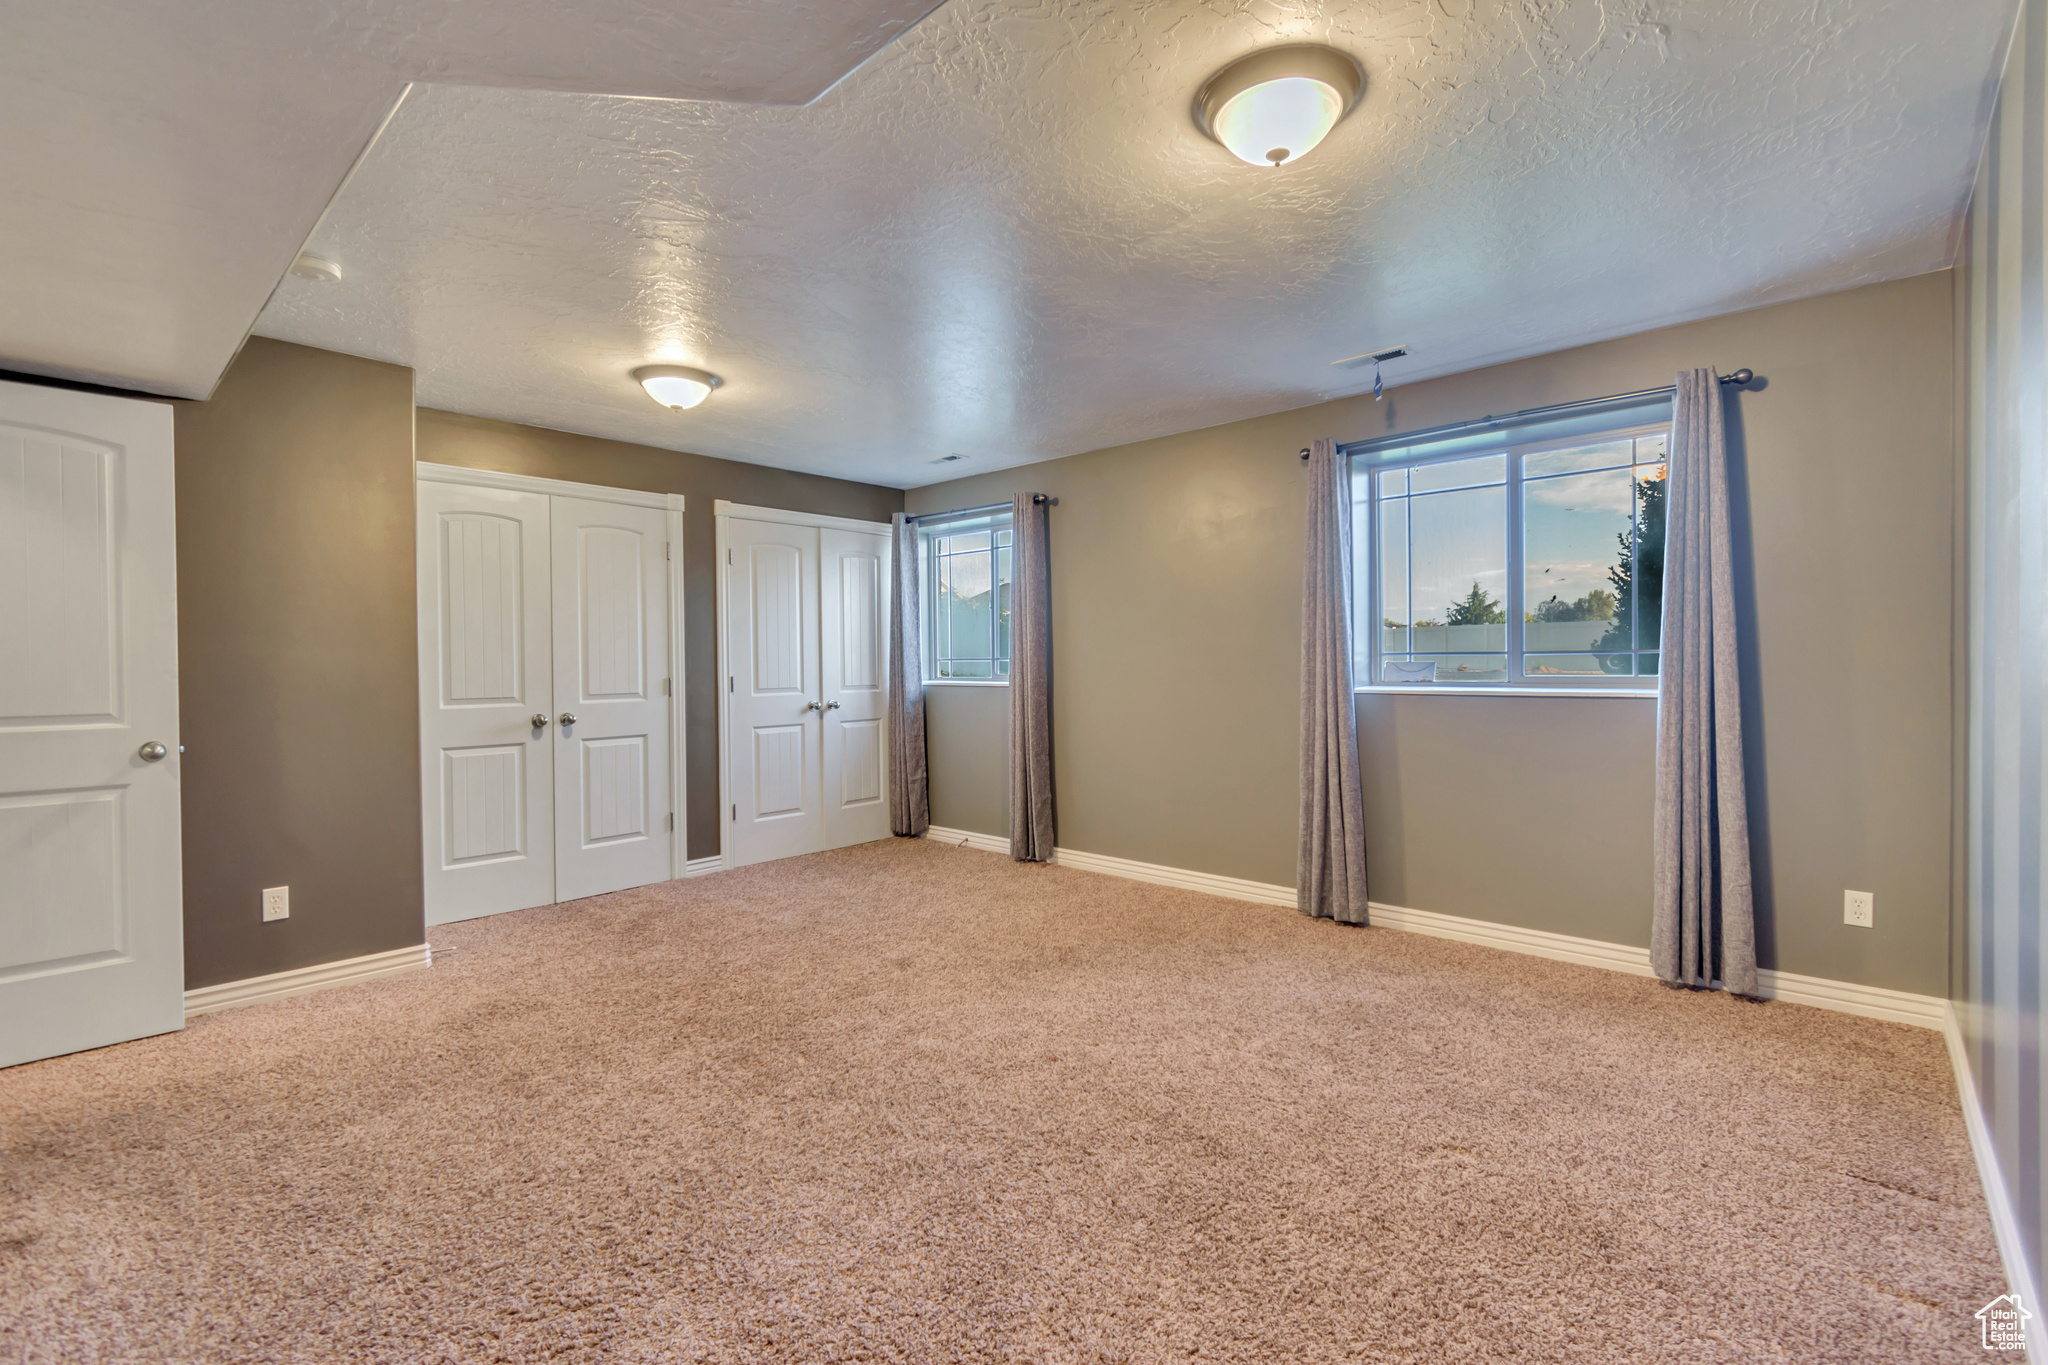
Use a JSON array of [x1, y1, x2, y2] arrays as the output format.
[[418, 481, 556, 926], [820, 526, 892, 851], [550, 496, 671, 902], [420, 482, 673, 924], [726, 518, 822, 867]]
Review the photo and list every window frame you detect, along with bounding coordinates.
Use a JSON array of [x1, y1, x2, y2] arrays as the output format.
[[919, 511, 1014, 686], [1352, 419, 1668, 696]]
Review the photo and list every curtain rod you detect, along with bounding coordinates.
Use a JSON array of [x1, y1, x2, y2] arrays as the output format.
[[905, 495, 1057, 523], [1301, 368, 1754, 460]]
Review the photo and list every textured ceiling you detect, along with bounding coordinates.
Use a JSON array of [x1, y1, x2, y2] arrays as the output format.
[[0, 0, 939, 397], [256, 0, 2015, 488]]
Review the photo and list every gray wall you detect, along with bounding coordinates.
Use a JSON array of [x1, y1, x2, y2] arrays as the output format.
[[908, 272, 1958, 995], [416, 409, 903, 861], [926, 685, 1009, 840], [173, 339, 424, 989], [1957, 0, 2045, 1315]]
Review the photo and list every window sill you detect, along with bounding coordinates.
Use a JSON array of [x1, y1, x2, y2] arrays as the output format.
[[925, 679, 1009, 688], [1357, 686, 1657, 699]]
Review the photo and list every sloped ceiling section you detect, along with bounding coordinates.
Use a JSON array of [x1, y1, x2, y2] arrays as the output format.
[[0, 0, 939, 397], [257, 0, 2015, 488]]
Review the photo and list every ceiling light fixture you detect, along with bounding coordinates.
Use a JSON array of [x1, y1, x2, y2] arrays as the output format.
[[632, 364, 723, 411], [1195, 44, 1363, 168]]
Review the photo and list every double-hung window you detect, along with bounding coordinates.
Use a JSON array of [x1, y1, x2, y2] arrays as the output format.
[[920, 510, 1013, 681], [1351, 397, 1670, 690]]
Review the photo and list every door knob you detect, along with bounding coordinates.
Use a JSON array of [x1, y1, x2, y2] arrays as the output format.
[[559, 712, 578, 726], [825, 700, 841, 710], [805, 701, 822, 712], [138, 741, 167, 762], [531, 713, 549, 729]]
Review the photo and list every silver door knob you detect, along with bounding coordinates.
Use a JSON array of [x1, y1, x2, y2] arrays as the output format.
[[138, 741, 167, 762], [531, 713, 549, 729], [825, 700, 841, 710], [559, 712, 578, 726], [805, 701, 822, 712]]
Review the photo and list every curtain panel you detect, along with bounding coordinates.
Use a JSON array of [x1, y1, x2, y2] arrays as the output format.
[[1298, 437, 1370, 923], [1651, 368, 1757, 994], [1009, 493, 1055, 861], [886, 512, 929, 837]]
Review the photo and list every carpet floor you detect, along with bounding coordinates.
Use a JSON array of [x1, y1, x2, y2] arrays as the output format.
[[0, 839, 2004, 1362]]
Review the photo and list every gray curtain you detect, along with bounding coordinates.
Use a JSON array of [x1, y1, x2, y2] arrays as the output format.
[[1651, 369, 1757, 994], [887, 512, 929, 837], [1298, 438, 1369, 923], [1009, 493, 1054, 861]]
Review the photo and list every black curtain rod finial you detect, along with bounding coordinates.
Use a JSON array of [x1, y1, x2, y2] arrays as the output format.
[[1032, 494, 1058, 506]]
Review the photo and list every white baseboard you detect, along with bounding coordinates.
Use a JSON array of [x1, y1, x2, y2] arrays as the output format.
[[1052, 844, 1297, 907], [184, 944, 431, 1019], [1366, 900, 1656, 979], [923, 825, 1013, 856], [1945, 1003, 2042, 1356], [924, 831, 1947, 1030], [1758, 966, 1946, 1029], [683, 855, 725, 878], [1372, 902, 1945, 1028]]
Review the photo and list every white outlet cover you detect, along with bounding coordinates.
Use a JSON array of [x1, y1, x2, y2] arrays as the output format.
[[262, 886, 289, 922], [1843, 890, 1874, 928]]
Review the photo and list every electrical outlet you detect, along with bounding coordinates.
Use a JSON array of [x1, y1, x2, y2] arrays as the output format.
[[1844, 889, 1873, 928], [262, 886, 289, 922]]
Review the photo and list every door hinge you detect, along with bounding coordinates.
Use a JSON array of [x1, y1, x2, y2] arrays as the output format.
[[731, 803, 737, 822], [668, 812, 674, 831], [664, 676, 671, 696], [727, 547, 732, 565], [728, 675, 734, 693], [666, 542, 672, 560]]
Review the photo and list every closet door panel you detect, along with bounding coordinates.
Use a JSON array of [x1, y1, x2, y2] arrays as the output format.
[[552, 496, 672, 902], [820, 527, 892, 851], [418, 482, 555, 926], [725, 519, 822, 866]]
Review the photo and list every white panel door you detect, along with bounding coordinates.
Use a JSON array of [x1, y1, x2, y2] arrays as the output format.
[[726, 518, 822, 866], [820, 527, 892, 851], [552, 496, 672, 901], [417, 481, 556, 926], [0, 379, 182, 1069]]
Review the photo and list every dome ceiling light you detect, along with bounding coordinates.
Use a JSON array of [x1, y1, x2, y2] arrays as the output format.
[[633, 364, 723, 410], [1194, 44, 1364, 168]]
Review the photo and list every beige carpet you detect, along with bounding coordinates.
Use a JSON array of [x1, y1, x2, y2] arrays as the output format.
[[0, 839, 2003, 1362]]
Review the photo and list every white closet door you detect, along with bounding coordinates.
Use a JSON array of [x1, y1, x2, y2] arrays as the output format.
[[0, 381, 182, 1069], [551, 495, 672, 901], [417, 481, 555, 926], [725, 518, 822, 866], [820, 526, 892, 851]]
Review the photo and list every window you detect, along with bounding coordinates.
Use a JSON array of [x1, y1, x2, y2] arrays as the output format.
[[921, 512, 1013, 681], [1353, 420, 1667, 689]]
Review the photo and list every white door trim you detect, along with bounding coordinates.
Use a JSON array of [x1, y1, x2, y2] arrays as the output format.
[[715, 512, 731, 872], [416, 463, 687, 892], [420, 461, 675, 511], [713, 500, 890, 535], [666, 499, 687, 876], [715, 503, 891, 871]]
